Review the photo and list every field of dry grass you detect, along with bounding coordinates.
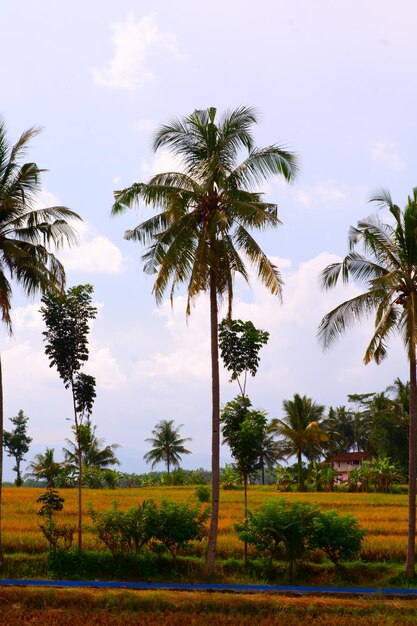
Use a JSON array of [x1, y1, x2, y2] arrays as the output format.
[[2, 485, 410, 564], [1, 587, 417, 625]]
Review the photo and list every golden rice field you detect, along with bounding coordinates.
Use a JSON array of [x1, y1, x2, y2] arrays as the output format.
[[1, 587, 417, 625], [1, 485, 411, 563]]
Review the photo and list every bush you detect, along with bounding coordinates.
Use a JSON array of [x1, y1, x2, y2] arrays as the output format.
[[151, 499, 210, 559], [309, 509, 366, 564], [88, 500, 156, 556], [89, 498, 210, 560], [235, 499, 319, 575], [195, 484, 211, 503], [235, 499, 365, 575]]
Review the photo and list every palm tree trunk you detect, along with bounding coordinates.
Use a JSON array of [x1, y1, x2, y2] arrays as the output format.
[[406, 337, 417, 577], [205, 270, 220, 576], [243, 471, 248, 563], [0, 355, 4, 569], [297, 449, 304, 492]]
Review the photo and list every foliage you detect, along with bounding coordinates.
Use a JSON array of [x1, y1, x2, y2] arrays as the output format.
[[345, 457, 404, 493], [235, 499, 319, 575], [195, 484, 211, 503], [218, 319, 269, 396], [88, 500, 156, 557], [89, 498, 209, 560], [144, 419, 191, 475], [221, 395, 267, 480], [220, 464, 241, 489], [235, 499, 365, 573], [151, 499, 210, 559], [3, 410, 32, 486], [309, 509, 366, 564]]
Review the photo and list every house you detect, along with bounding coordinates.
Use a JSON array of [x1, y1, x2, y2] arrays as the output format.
[[330, 451, 372, 484]]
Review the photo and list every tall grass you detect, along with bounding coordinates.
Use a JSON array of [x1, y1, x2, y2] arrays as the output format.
[[1, 486, 411, 562]]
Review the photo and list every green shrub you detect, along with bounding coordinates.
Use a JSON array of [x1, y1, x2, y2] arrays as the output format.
[[235, 499, 319, 575], [88, 500, 156, 556], [151, 499, 210, 559], [309, 509, 366, 564], [195, 484, 211, 503]]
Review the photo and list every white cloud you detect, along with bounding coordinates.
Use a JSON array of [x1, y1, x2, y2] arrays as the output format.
[[92, 15, 182, 91], [370, 141, 404, 171], [89, 347, 127, 391], [141, 148, 185, 177], [59, 221, 126, 275], [295, 182, 346, 207]]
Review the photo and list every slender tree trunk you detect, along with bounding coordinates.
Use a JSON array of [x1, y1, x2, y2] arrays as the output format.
[[0, 355, 4, 569], [297, 449, 304, 492], [406, 336, 417, 577], [205, 271, 220, 576], [243, 471, 248, 563], [72, 386, 82, 552]]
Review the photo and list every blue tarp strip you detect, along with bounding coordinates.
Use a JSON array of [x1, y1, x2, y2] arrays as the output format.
[[1, 579, 417, 596]]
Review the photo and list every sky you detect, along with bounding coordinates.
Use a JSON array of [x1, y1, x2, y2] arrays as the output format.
[[0, 1, 416, 480]]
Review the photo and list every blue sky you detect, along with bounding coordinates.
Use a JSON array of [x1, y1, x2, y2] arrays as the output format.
[[0, 1, 416, 479]]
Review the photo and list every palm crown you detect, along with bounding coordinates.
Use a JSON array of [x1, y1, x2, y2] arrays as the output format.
[[0, 121, 80, 330], [112, 106, 298, 316]]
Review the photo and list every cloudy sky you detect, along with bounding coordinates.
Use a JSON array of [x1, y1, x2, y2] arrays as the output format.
[[0, 1, 416, 480]]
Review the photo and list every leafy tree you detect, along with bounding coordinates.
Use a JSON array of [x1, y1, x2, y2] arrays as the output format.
[[0, 120, 80, 564], [144, 419, 191, 475], [221, 395, 266, 560], [221, 395, 266, 507], [3, 409, 32, 486], [40, 284, 97, 550], [318, 188, 417, 577], [218, 319, 269, 397], [271, 394, 327, 491], [112, 106, 297, 575]]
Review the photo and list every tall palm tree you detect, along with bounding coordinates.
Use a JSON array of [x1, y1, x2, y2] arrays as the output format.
[[317, 188, 417, 578], [111, 106, 298, 573], [144, 419, 191, 475], [0, 120, 80, 565], [271, 393, 327, 491]]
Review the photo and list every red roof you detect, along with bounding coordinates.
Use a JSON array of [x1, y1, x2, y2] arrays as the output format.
[[330, 452, 372, 462]]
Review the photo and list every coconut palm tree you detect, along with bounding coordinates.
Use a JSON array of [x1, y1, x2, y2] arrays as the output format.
[[111, 106, 298, 574], [318, 188, 417, 578], [321, 405, 355, 457], [0, 120, 80, 565], [27, 447, 63, 489], [271, 393, 327, 491], [144, 419, 191, 475], [63, 422, 120, 472]]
